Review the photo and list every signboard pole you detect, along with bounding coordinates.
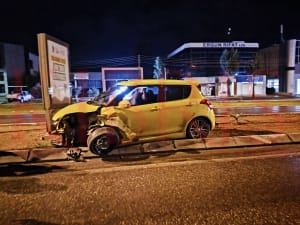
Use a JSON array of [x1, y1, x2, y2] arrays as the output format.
[[37, 33, 71, 133]]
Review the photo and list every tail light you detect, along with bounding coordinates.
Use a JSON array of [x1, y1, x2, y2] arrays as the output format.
[[200, 98, 213, 110]]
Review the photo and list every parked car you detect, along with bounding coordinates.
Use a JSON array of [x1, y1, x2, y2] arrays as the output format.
[[51, 79, 216, 156], [5, 90, 34, 103]]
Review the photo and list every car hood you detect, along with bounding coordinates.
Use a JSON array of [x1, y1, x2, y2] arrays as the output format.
[[52, 102, 99, 121]]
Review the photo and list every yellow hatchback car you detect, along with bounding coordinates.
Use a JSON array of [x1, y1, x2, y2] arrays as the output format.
[[52, 79, 216, 156]]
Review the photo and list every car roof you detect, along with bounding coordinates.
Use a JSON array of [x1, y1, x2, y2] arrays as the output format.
[[117, 79, 200, 86]]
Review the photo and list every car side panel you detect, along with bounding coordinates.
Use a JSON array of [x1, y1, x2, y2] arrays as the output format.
[[118, 103, 161, 137], [158, 99, 194, 135]]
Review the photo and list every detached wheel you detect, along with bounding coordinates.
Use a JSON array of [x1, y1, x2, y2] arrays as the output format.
[[87, 127, 120, 156], [187, 117, 211, 139]]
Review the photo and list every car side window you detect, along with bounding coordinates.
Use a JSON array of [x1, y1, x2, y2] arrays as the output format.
[[123, 86, 159, 106], [165, 85, 191, 101], [144, 86, 158, 104]]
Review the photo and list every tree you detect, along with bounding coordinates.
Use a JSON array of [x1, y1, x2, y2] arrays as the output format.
[[219, 48, 240, 76], [246, 52, 261, 75], [153, 56, 164, 79]]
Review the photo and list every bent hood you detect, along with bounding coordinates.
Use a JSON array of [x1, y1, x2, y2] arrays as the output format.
[[52, 102, 99, 121]]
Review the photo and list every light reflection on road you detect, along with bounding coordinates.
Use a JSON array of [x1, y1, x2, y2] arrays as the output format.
[[214, 106, 300, 115], [1, 106, 300, 124]]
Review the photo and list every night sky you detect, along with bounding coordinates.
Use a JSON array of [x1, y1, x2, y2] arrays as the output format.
[[1, 0, 299, 66]]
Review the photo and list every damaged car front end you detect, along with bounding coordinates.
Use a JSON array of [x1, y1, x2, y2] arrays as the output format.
[[51, 84, 132, 148], [51, 102, 100, 147]]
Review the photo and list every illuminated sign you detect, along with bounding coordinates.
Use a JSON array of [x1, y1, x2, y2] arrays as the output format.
[[168, 41, 259, 58], [74, 73, 89, 80], [47, 40, 70, 105], [202, 42, 251, 48]]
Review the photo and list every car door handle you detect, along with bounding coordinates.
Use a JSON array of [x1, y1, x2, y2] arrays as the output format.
[[150, 107, 160, 111], [185, 102, 193, 107]]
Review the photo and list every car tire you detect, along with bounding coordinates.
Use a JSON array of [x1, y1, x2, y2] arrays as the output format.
[[87, 127, 120, 156], [187, 117, 211, 139]]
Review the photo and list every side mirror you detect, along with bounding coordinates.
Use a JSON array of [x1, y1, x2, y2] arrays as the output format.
[[118, 100, 131, 109]]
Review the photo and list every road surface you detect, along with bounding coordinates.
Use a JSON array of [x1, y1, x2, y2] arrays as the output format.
[[0, 145, 299, 225], [1, 106, 300, 124]]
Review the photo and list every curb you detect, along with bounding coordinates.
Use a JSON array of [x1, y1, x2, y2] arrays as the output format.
[[1, 133, 300, 164]]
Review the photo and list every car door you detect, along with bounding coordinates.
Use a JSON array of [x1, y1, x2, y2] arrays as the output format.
[[121, 86, 161, 138], [158, 85, 194, 135]]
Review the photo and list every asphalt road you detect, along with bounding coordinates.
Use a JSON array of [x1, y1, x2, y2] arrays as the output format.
[[0, 145, 299, 225]]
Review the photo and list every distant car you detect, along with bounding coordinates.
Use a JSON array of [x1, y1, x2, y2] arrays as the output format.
[[6, 91, 34, 103], [51, 79, 216, 156]]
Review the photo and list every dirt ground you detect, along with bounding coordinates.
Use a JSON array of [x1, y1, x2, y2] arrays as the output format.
[[0, 113, 300, 151], [212, 113, 300, 137]]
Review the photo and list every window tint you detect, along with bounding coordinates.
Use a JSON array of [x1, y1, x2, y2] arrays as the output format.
[[144, 86, 158, 104], [165, 85, 191, 101]]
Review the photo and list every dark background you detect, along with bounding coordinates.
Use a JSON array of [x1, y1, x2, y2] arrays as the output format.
[[1, 0, 298, 64]]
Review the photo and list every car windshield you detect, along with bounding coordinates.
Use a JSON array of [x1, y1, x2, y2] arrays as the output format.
[[88, 84, 134, 106]]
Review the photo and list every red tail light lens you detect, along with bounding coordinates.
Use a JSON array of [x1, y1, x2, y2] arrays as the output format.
[[200, 99, 213, 110]]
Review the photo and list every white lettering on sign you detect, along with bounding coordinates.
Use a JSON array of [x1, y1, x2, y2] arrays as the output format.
[[203, 42, 248, 48]]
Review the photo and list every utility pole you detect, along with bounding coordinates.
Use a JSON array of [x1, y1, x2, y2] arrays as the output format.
[[280, 24, 285, 43], [137, 54, 141, 67]]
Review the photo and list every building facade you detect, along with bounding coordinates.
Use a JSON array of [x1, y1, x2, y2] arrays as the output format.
[[166, 41, 259, 78], [0, 43, 26, 99], [71, 67, 143, 100], [166, 41, 262, 96], [256, 39, 300, 96], [0, 42, 39, 102]]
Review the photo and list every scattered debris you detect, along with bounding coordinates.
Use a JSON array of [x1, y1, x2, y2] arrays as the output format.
[[65, 148, 85, 162]]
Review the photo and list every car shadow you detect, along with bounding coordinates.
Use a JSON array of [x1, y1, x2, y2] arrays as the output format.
[[101, 152, 151, 162], [100, 148, 200, 163], [0, 164, 65, 177], [0, 177, 67, 194], [12, 219, 59, 225]]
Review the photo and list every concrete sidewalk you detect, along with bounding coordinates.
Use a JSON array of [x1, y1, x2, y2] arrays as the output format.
[[1, 132, 300, 163]]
